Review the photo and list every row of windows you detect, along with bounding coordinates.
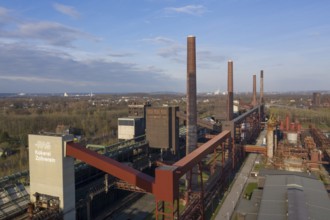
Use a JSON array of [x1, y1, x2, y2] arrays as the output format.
[[118, 120, 134, 126]]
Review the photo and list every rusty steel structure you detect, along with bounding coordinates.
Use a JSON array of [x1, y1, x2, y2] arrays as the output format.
[[224, 106, 261, 143], [227, 60, 234, 121], [310, 127, 330, 162], [65, 104, 264, 219], [244, 145, 267, 155], [18, 35, 266, 220], [66, 131, 232, 219]]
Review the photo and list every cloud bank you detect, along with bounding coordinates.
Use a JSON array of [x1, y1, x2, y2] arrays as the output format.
[[53, 3, 80, 19]]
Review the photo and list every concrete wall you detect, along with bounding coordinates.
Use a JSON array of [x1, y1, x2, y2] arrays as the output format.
[[118, 117, 145, 140], [118, 124, 135, 140], [29, 134, 75, 220]]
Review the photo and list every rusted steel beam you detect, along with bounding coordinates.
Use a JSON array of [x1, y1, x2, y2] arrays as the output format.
[[243, 145, 267, 155], [233, 105, 259, 124], [154, 165, 178, 202], [66, 142, 155, 193], [174, 130, 230, 177]]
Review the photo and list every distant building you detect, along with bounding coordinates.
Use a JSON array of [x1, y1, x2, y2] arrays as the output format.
[[55, 125, 83, 141], [128, 102, 151, 118], [233, 100, 239, 114], [117, 117, 145, 141], [312, 92, 321, 107]]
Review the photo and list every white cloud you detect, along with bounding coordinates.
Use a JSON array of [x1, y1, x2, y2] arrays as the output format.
[[53, 3, 80, 19], [198, 50, 226, 63], [0, 6, 13, 27], [108, 51, 135, 57], [0, 6, 10, 16], [158, 44, 184, 58], [143, 36, 185, 61], [142, 36, 175, 44], [165, 5, 207, 16], [0, 43, 181, 93], [0, 19, 98, 47]]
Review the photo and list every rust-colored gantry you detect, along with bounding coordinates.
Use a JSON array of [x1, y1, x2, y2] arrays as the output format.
[[67, 131, 231, 220]]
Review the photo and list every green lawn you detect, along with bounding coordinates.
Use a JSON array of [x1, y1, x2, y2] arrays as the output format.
[[244, 182, 258, 200]]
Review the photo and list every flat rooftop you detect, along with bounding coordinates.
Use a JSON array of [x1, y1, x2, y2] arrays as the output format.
[[236, 170, 330, 220]]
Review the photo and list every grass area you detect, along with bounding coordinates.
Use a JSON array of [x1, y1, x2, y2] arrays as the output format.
[[243, 182, 258, 200], [201, 171, 210, 183], [319, 173, 330, 185], [253, 163, 264, 172]]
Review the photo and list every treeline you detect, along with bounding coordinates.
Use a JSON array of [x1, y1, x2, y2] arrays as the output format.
[[0, 98, 129, 177], [0, 146, 28, 177], [269, 107, 330, 130], [0, 107, 128, 146]]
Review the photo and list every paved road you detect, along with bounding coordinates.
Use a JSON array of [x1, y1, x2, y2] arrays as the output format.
[[214, 153, 257, 220], [104, 193, 155, 220]]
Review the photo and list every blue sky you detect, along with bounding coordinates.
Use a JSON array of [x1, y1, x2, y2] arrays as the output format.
[[0, 0, 329, 93]]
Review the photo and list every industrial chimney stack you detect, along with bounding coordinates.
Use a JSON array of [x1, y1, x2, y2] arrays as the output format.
[[227, 60, 234, 121], [186, 35, 197, 156], [186, 36, 198, 192], [252, 74, 257, 106], [260, 70, 264, 104]]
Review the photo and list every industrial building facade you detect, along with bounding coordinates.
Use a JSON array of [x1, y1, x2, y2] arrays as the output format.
[[146, 106, 179, 152], [117, 117, 145, 140]]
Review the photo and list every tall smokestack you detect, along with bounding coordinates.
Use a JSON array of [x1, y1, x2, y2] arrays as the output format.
[[252, 74, 257, 106], [260, 70, 264, 104], [186, 36, 198, 193], [186, 35, 197, 156], [227, 60, 234, 121]]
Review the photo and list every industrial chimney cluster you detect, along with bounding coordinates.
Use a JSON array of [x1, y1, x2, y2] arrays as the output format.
[[184, 36, 265, 192]]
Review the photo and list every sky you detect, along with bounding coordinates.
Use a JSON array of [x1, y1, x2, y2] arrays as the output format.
[[0, 0, 329, 94]]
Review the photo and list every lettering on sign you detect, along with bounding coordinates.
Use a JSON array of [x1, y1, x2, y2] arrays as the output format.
[[34, 140, 56, 163]]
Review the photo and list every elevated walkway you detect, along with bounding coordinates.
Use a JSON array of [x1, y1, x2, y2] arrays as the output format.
[[215, 153, 257, 220]]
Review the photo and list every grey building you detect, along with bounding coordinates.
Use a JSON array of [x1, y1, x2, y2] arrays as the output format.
[[236, 170, 330, 220]]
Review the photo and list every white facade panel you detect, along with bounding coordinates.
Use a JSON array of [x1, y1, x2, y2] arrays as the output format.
[[29, 134, 75, 220]]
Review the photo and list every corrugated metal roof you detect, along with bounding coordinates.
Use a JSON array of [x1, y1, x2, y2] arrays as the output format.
[[287, 188, 308, 220], [257, 174, 330, 220]]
